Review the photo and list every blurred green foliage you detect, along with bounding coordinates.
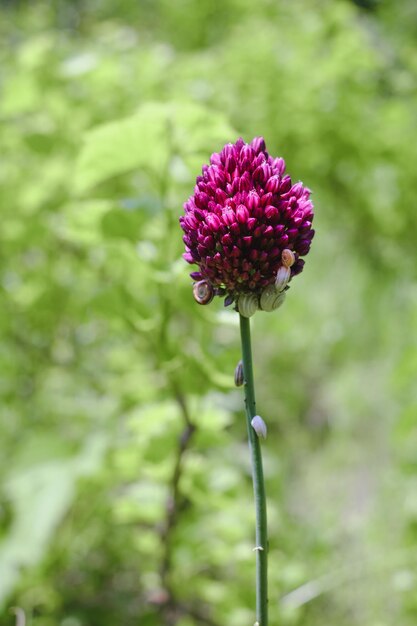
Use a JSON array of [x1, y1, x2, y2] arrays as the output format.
[[1, 1, 417, 625]]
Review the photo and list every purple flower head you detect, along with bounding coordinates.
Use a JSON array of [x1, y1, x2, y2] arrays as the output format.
[[180, 137, 314, 309]]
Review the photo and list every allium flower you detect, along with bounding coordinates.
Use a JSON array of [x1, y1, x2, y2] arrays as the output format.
[[180, 137, 314, 313]]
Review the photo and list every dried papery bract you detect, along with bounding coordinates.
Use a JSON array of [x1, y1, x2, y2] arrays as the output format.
[[237, 293, 259, 318], [274, 266, 291, 293], [260, 288, 286, 312], [281, 248, 295, 268], [192, 280, 214, 305]]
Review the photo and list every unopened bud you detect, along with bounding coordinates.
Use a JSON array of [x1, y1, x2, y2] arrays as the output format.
[[281, 248, 296, 268], [234, 360, 244, 387], [251, 415, 267, 439], [275, 265, 291, 292], [260, 287, 286, 312], [238, 293, 258, 318], [224, 294, 234, 307]]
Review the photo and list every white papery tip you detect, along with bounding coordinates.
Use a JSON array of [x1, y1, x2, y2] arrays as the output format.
[[251, 415, 267, 439]]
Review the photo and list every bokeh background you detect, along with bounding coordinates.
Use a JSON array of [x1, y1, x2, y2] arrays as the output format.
[[1, 1, 417, 624]]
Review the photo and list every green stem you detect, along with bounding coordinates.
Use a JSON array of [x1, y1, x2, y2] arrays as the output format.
[[239, 314, 268, 626]]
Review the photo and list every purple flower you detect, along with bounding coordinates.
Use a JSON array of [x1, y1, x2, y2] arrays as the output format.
[[180, 137, 314, 307]]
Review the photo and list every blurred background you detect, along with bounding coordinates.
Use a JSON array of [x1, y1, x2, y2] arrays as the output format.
[[1, 0, 417, 624]]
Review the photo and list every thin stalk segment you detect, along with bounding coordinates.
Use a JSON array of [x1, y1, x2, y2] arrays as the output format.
[[239, 314, 268, 626]]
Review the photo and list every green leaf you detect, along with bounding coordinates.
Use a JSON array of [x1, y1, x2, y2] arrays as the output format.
[[75, 101, 235, 192], [101, 207, 144, 242], [0, 435, 107, 608]]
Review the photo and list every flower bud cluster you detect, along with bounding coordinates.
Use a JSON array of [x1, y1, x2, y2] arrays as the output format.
[[180, 137, 314, 310]]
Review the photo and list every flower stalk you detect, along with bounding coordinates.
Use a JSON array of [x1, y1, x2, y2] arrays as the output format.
[[239, 314, 268, 626], [180, 136, 315, 624]]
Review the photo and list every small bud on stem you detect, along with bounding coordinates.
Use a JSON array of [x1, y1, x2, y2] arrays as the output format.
[[234, 360, 244, 387]]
